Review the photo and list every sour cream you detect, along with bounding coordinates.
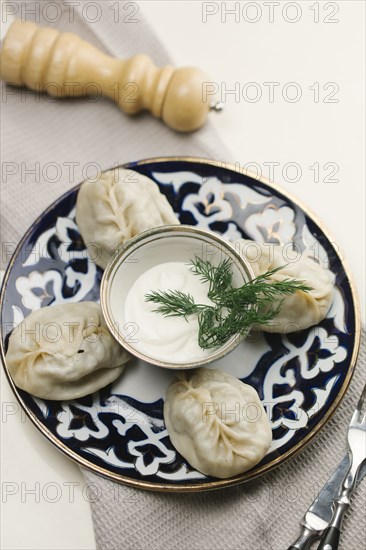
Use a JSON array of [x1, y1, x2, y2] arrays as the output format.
[[124, 261, 213, 363]]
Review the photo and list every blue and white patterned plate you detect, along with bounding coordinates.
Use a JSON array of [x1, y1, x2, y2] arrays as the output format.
[[0, 157, 360, 491]]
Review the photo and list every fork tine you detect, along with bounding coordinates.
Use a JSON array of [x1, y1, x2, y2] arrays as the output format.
[[356, 383, 366, 413], [350, 408, 361, 425], [361, 412, 366, 428]]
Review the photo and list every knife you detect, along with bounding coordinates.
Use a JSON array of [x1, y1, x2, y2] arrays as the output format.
[[287, 453, 366, 550]]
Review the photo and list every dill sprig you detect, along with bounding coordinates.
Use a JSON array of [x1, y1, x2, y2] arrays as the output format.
[[145, 257, 312, 350], [189, 255, 233, 297], [144, 289, 205, 320], [215, 265, 312, 309]]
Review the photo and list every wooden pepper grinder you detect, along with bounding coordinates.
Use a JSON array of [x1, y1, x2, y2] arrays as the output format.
[[0, 20, 222, 132]]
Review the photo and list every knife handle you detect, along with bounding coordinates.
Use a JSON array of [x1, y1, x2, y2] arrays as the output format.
[[287, 526, 319, 550], [317, 526, 340, 550], [317, 498, 349, 550]]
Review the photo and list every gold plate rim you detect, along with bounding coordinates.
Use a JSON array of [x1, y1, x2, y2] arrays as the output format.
[[0, 155, 361, 493]]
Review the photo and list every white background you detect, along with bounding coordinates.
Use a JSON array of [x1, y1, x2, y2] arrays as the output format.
[[1, 1, 365, 549]]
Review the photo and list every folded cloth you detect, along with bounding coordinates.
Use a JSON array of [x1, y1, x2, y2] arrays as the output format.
[[2, 2, 365, 550]]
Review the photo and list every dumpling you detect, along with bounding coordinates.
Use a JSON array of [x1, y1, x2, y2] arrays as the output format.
[[164, 368, 272, 478], [234, 239, 334, 333], [6, 302, 131, 400], [76, 168, 179, 269]]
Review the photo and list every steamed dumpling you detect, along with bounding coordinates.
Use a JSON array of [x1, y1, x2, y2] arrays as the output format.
[[164, 368, 272, 478], [76, 168, 179, 269], [6, 302, 131, 400], [235, 239, 334, 333]]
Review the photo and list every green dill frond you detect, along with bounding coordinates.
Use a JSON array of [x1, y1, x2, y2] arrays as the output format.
[[145, 290, 204, 319], [145, 258, 313, 349], [189, 256, 233, 297]]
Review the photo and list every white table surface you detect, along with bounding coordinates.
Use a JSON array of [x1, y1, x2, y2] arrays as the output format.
[[1, 2, 365, 549]]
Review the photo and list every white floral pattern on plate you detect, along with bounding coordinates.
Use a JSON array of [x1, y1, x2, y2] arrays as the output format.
[[244, 204, 297, 244], [16, 209, 97, 311], [180, 176, 271, 229], [263, 327, 347, 451]]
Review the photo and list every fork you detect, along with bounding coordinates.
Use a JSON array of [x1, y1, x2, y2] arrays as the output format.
[[317, 383, 366, 550]]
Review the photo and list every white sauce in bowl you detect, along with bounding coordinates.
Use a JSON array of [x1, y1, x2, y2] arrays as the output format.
[[124, 261, 213, 363]]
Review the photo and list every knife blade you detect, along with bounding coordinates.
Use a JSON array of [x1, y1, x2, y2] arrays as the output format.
[[287, 453, 366, 550]]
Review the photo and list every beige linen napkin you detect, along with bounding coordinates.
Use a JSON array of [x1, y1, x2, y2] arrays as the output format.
[[1, 2, 365, 549]]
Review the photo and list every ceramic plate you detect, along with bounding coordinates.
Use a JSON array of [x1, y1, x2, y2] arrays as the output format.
[[0, 157, 360, 492]]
